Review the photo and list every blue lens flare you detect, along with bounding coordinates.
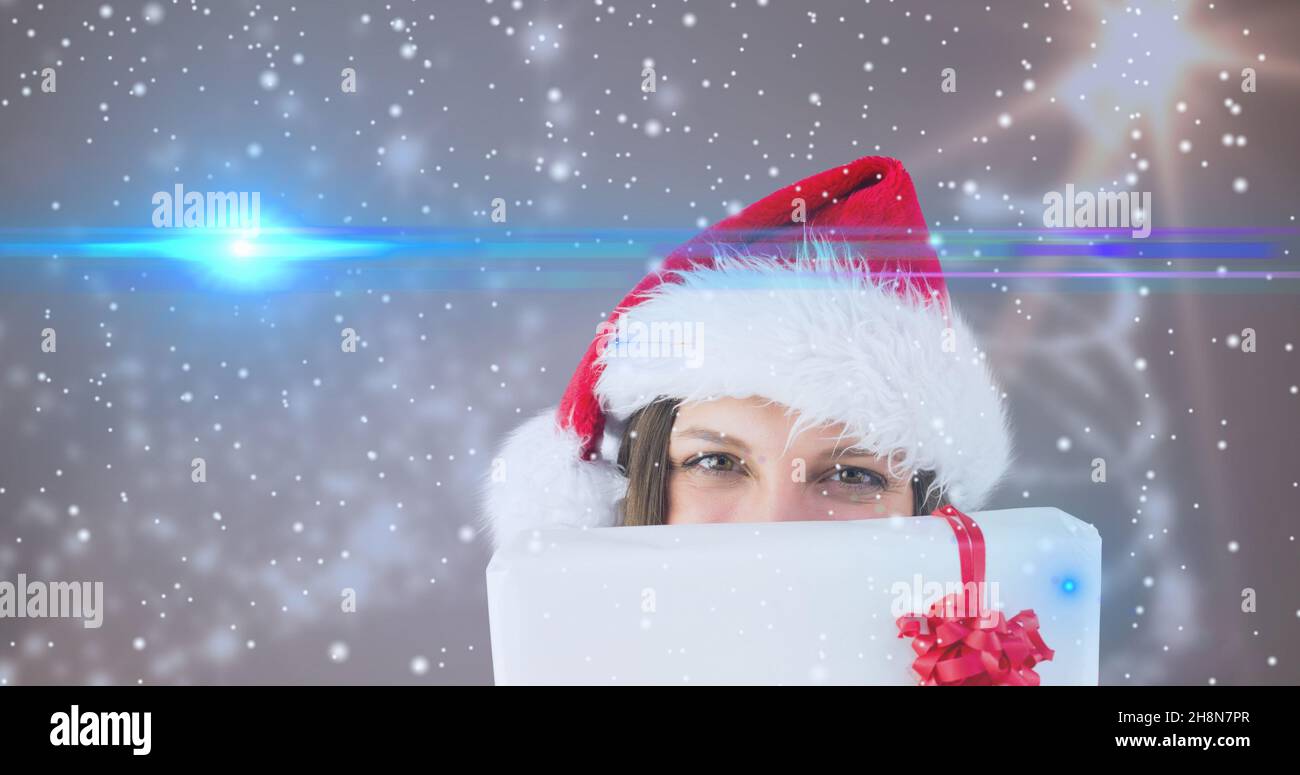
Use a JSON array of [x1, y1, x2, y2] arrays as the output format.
[[154, 225, 396, 287], [0, 224, 1295, 293], [0, 218, 400, 289]]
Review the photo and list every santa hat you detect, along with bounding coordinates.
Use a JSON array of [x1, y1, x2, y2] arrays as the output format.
[[481, 156, 1012, 550]]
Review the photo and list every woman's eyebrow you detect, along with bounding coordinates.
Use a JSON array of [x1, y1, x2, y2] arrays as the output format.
[[814, 445, 887, 465], [673, 427, 752, 454]]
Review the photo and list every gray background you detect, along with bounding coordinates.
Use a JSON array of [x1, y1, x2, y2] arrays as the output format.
[[0, 0, 1297, 684]]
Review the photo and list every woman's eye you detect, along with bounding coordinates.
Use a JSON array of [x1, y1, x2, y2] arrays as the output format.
[[680, 453, 741, 476], [825, 465, 886, 489]]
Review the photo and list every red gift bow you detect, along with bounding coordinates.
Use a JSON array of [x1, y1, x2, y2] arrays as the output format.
[[895, 505, 1055, 686]]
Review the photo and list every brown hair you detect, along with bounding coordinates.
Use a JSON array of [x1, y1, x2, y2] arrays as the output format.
[[616, 398, 947, 524]]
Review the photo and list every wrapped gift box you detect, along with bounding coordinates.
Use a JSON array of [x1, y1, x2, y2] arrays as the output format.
[[486, 507, 1101, 685]]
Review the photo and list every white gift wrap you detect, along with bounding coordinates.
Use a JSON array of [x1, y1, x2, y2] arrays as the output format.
[[486, 507, 1101, 685]]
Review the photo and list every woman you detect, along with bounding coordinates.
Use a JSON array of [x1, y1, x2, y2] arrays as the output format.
[[481, 156, 1011, 549]]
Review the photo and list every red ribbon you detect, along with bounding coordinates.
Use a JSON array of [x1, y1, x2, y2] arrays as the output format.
[[895, 505, 1055, 686]]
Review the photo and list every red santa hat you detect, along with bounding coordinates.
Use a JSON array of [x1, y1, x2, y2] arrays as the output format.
[[481, 156, 1012, 549]]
